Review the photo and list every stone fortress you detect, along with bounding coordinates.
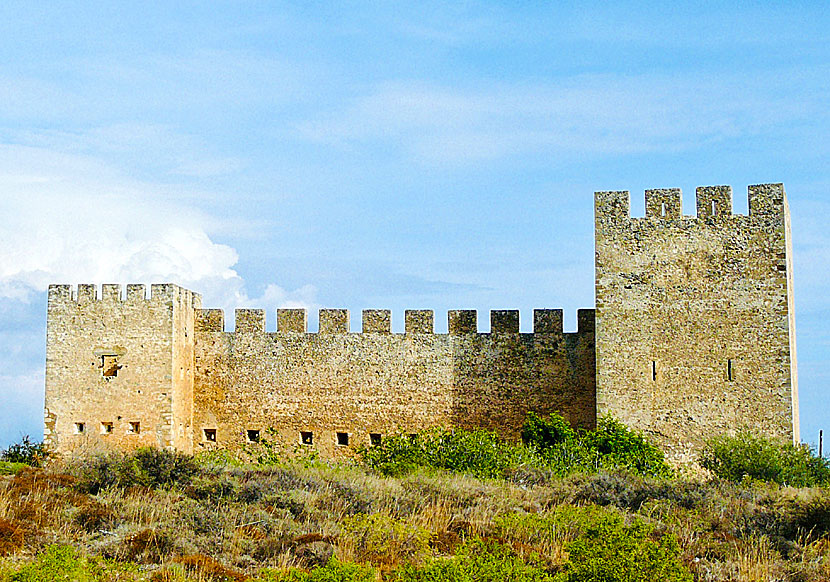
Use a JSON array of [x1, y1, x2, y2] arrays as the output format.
[[44, 183, 799, 462]]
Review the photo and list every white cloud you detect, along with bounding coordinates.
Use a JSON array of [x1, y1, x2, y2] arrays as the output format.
[[0, 144, 315, 314]]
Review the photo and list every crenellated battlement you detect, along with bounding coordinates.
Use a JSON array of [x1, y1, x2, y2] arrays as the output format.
[[48, 283, 202, 308], [192, 307, 594, 335], [595, 183, 787, 222]]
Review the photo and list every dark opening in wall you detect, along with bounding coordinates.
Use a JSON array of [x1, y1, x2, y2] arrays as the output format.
[[651, 361, 657, 381], [100, 422, 113, 435], [246, 429, 260, 443], [727, 359, 734, 382], [370, 433, 382, 446], [301, 431, 313, 445], [128, 422, 140, 434], [203, 428, 217, 442], [101, 354, 120, 377], [336, 432, 349, 446], [74, 422, 85, 434]]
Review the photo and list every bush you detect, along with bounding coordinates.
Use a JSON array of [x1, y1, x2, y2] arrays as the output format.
[[393, 539, 556, 582], [358, 428, 531, 479], [5, 545, 138, 581], [340, 513, 432, 566], [583, 416, 672, 478], [1, 436, 48, 467], [262, 559, 376, 582], [360, 416, 671, 480], [522, 414, 673, 479], [701, 432, 830, 487], [559, 511, 692, 582], [0, 462, 27, 476], [522, 412, 576, 449], [75, 447, 201, 493]]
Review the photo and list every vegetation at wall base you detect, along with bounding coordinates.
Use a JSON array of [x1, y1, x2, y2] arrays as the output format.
[[701, 432, 830, 487], [359, 413, 673, 480]]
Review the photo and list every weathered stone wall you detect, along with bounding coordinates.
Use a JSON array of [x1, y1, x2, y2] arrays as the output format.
[[191, 308, 596, 456], [594, 184, 798, 462], [44, 283, 200, 453]]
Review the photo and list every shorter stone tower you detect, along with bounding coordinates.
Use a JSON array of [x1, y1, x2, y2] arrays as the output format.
[[594, 184, 798, 461], [44, 284, 201, 453]]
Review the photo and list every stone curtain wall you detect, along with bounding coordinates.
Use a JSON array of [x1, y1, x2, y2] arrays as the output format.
[[594, 184, 798, 462], [192, 308, 596, 457], [45, 284, 201, 454]]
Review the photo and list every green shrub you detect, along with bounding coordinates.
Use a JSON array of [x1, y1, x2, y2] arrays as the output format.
[[340, 513, 432, 566], [244, 427, 322, 467], [261, 559, 376, 582], [358, 428, 531, 479], [0, 436, 48, 467], [6, 545, 137, 582], [393, 539, 556, 582], [76, 447, 201, 493], [558, 511, 692, 582], [522, 414, 672, 479], [583, 416, 672, 478], [701, 432, 830, 487], [361, 416, 671, 479], [522, 412, 576, 449]]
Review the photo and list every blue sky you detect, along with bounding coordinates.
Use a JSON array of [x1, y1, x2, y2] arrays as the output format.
[[1, 2, 828, 448]]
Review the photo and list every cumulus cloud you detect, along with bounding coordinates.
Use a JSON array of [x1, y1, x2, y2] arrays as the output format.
[[0, 143, 315, 314]]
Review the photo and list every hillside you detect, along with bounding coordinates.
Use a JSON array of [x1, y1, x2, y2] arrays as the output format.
[[1, 422, 829, 581]]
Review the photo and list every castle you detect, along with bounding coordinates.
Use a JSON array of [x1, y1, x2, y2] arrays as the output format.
[[44, 183, 799, 462]]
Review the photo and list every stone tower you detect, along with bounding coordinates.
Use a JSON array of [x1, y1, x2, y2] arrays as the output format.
[[44, 284, 201, 453], [594, 184, 798, 461]]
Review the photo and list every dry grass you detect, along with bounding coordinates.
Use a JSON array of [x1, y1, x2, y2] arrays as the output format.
[[0, 455, 828, 580]]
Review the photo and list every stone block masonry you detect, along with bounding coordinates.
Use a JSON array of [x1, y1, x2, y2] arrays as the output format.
[[44, 183, 798, 462]]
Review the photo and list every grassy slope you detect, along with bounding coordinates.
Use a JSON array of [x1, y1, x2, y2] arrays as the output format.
[[0, 455, 829, 581]]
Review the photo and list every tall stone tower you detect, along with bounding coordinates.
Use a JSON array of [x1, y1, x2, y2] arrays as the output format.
[[594, 184, 798, 461]]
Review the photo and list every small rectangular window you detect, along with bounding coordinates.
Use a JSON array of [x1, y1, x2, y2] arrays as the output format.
[[246, 429, 260, 443], [336, 432, 349, 446], [711, 200, 717, 215], [128, 421, 140, 434], [100, 422, 113, 435], [370, 433, 382, 446], [101, 354, 120, 377], [727, 359, 734, 382], [661, 202, 666, 216], [651, 361, 657, 381], [74, 422, 85, 434], [300, 431, 313, 445], [203, 428, 217, 442]]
